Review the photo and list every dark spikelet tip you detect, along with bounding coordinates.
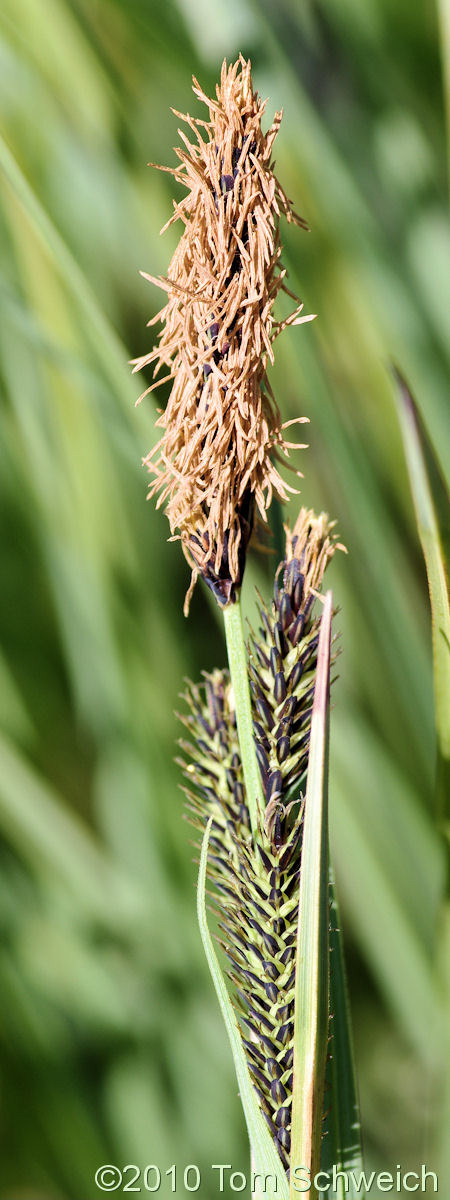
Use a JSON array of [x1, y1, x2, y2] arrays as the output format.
[[268, 769, 283, 799], [278, 1021, 292, 1045], [257, 845, 273, 872], [256, 643, 270, 669], [189, 489, 255, 611], [255, 741, 270, 774], [272, 914, 286, 936], [270, 646, 282, 677], [279, 591, 293, 631], [263, 959, 280, 981], [265, 981, 279, 1003], [260, 606, 273, 639], [289, 660, 304, 691], [266, 1057, 282, 1079], [250, 1062, 271, 1089], [277, 734, 291, 762], [282, 1046, 294, 1070], [262, 930, 279, 956], [278, 843, 294, 870], [274, 671, 287, 704], [278, 693, 296, 723], [288, 610, 305, 646], [274, 621, 287, 657], [275, 1105, 291, 1129], [292, 573, 304, 611], [253, 722, 270, 752], [256, 696, 275, 731], [235, 784, 246, 810], [262, 1107, 279, 1139], [283, 559, 296, 597], [270, 1079, 288, 1104], [273, 813, 285, 849]]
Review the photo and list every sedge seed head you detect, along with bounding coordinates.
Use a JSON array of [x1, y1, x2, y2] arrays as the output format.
[[178, 508, 340, 1167], [133, 55, 313, 612]]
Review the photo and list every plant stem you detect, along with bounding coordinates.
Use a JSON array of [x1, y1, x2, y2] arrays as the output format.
[[223, 597, 263, 840]]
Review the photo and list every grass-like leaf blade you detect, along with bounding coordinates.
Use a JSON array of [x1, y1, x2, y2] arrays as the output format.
[[0, 133, 133, 410], [393, 367, 450, 822], [321, 874, 365, 1198], [394, 369, 450, 1195], [290, 592, 332, 1200]]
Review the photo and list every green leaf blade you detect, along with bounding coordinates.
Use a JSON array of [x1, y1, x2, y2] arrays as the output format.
[[290, 591, 332, 1200], [393, 367, 450, 821], [322, 876, 365, 1199]]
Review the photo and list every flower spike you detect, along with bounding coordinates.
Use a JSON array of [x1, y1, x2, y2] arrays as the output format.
[[134, 56, 313, 611]]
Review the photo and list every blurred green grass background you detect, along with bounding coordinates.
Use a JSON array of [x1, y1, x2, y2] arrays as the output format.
[[0, 0, 448, 1195]]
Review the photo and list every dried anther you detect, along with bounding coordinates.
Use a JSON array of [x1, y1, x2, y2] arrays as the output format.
[[133, 56, 314, 611]]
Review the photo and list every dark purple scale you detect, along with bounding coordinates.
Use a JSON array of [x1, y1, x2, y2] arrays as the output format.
[[278, 840, 296, 868], [278, 1022, 292, 1046], [289, 660, 304, 691], [270, 647, 282, 677], [257, 846, 272, 872], [292, 574, 304, 611], [239, 804, 250, 828], [255, 644, 270, 669], [274, 622, 287, 657], [263, 959, 279, 981], [256, 697, 275, 731], [281, 1046, 294, 1071], [279, 592, 293, 631], [266, 1057, 282, 1079], [265, 981, 279, 1004], [277, 734, 290, 762], [273, 814, 283, 849], [233, 781, 245, 805], [274, 672, 287, 704], [261, 931, 279, 956], [255, 741, 270, 775], [278, 694, 297, 723], [250, 1062, 271, 1089], [277, 1004, 290, 1023], [283, 560, 296, 596], [268, 769, 283, 800], [270, 1079, 287, 1105], [260, 607, 273, 638]]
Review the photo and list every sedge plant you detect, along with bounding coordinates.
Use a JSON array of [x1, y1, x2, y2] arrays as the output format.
[[134, 56, 364, 1199]]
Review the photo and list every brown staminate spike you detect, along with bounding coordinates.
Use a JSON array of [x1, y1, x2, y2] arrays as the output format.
[[177, 510, 342, 1170], [133, 56, 314, 613]]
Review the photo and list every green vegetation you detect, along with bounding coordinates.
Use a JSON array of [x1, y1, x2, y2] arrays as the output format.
[[0, 1, 448, 1196]]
